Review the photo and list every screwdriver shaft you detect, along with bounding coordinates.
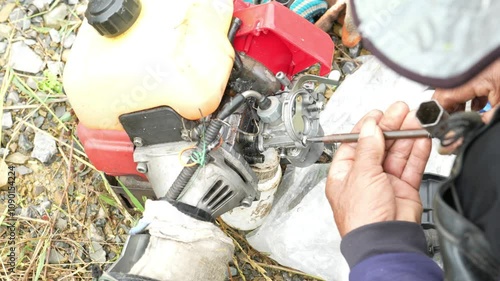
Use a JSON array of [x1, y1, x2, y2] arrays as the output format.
[[307, 129, 430, 143]]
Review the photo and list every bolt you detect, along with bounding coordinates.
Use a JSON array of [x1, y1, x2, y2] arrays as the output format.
[[133, 137, 144, 147], [241, 196, 253, 208], [136, 162, 148, 174], [287, 147, 301, 157]]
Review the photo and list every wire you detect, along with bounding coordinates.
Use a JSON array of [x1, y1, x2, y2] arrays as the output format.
[[178, 145, 198, 168]]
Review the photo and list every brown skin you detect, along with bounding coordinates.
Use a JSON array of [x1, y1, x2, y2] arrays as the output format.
[[433, 59, 500, 113], [326, 102, 431, 236]]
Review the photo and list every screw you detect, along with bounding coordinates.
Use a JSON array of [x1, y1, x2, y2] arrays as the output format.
[[133, 137, 144, 147], [287, 147, 301, 157], [241, 196, 253, 208], [136, 162, 148, 174]]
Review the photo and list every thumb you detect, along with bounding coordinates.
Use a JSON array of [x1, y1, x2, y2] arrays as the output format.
[[353, 117, 385, 173]]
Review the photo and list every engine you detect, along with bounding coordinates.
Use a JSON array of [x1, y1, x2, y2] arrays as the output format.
[[72, 0, 336, 221]]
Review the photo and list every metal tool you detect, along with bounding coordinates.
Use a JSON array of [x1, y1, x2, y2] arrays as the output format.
[[307, 129, 431, 144]]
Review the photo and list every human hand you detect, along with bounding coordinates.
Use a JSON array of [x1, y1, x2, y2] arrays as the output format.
[[326, 102, 432, 237], [432, 59, 500, 112]]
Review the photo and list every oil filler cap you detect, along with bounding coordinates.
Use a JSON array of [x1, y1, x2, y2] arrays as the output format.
[[85, 0, 142, 37]]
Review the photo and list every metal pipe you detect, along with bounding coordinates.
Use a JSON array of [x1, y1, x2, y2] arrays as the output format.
[[307, 129, 430, 144]]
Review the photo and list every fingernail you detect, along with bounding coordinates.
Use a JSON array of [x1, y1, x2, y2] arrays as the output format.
[[359, 117, 377, 138]]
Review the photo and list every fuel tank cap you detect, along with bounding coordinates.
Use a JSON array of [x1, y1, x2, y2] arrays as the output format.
[[85, 0, 142, 37]]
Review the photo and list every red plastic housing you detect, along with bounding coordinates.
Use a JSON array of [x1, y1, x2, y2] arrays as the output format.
[[233, 0, 333, 77], [77, 123, 144, 178], [78, 0, 334, 177]]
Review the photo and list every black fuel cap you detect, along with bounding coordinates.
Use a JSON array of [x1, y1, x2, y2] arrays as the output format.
[[85, 0, 142, 38]]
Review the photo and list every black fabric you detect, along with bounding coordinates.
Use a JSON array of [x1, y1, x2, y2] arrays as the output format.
[[340, 221, 428, 268], [455, 113, 500, 261]]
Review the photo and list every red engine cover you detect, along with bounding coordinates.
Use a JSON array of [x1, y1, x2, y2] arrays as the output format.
[[78, 0, 334, 177], [233, 0, 333, 77]]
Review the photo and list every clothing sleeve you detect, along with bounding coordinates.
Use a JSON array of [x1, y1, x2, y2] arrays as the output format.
[[340, 221, 443, 281]]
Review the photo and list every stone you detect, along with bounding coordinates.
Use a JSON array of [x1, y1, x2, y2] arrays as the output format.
[[43, 4, 68, 28], [67, 0, 78, 5], [47, 61, 63, 76], [33, 184, 45, 196], [7, 91, 20, 104], [48, 249, 67, 264], [89, 242, 106, 263], [34, 116, 45, 127], [62, 32, 75, 48], [18, 133, 34, 152], [9, 8, 30, 31], [0, 3, 16, 23], [0, 42, 6, 54], [229, 266, 238, 277], [342, 61, 356, 75], [31, 131, 57, 163], [2, 111, 12, 129], [55, 106, 66, 118], [48, 28, 60, 43], [88, 224, 105, 242], [55, 218, 67, 230], [0, 24, 11, 40], [23, 39, 37, 46], [61, 49, 70, 62], [6, 152, 29, 164], [26, 77, 38, 90], [8, 41, 44, 74], [16, 165, 33, 176]]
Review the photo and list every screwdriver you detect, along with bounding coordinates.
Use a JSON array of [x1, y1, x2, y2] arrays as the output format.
[[307, 129, 431, 144]]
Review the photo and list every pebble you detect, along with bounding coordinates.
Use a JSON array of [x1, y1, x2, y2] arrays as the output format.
[[26, 77, 38, 90], [32, 0, 54, 11], [48, 249, 67, 264], [33, 185, 45, 196], [88, 224, 105, 242], [16, 165, 33, 176], [6, 152, 29, 164], [19, 133, 34, 152], [24, 39, 37, 46], [43, 3, 68, 28], [56, 218, 68, 230], [61, 49, 70, 62], [47, 61, 64, 76], [229, 266, 238, 277], [9, 8, 31, 31], [9, 41, 44, 74], [2, 111, 12, 129], [34, 116, 45, 127], [67, 0, 78, 5], [55, 106, 66, 118], [89, 242, 106, 263], [7, 91, 19, 104], [0, 42, 6, 54], [63, 32, 75, 48], [0, 159, 8, 190], [31, 131, 57, 163], [49, 28, 60, 43], [0, 24, 11, 39]]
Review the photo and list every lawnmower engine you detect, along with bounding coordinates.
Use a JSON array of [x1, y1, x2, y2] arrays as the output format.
[[64, 0, 335, 279]]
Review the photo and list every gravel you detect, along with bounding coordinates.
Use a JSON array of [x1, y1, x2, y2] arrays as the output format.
[[43, 3, 68, 28], [9, 41, 44, 73], [31, 131, 57, 163], [2, 111, 12, 129]]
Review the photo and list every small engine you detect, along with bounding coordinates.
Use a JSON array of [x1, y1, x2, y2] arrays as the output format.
[[74, 0, 336, 220]]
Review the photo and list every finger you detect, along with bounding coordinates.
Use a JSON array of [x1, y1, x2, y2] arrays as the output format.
[[433, 86, 475, 112], [352, 117, 385, 175], [329, 110, 383, 187], [482, 106, 499, 123], [377, 102, 410, 150], [384, 111, 431, 186]]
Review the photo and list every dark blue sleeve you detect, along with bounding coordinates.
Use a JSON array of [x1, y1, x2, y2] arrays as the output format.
[[340, 221, 443, 281]]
